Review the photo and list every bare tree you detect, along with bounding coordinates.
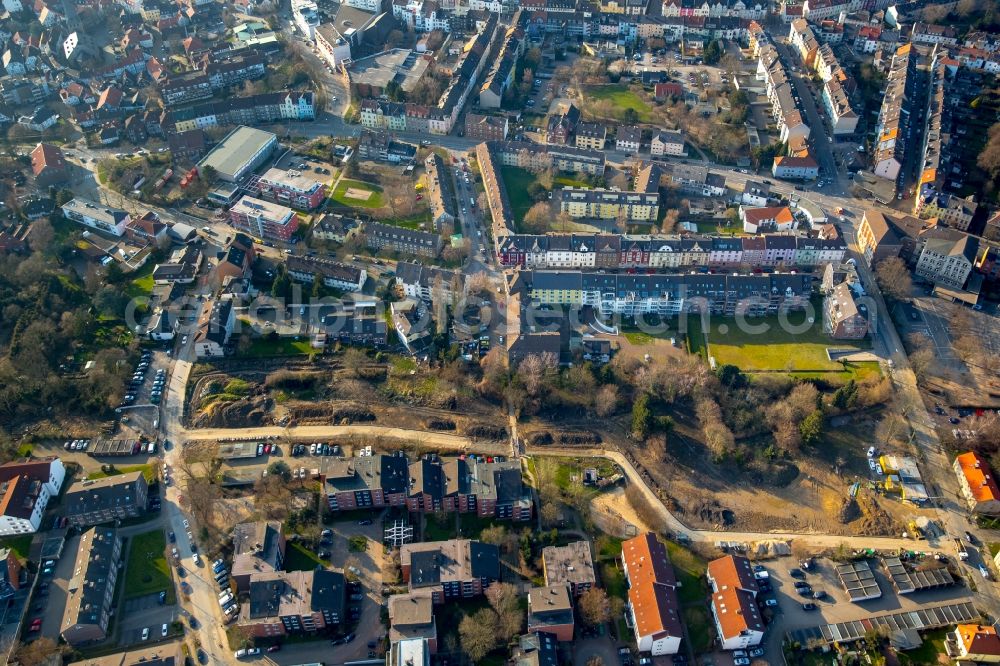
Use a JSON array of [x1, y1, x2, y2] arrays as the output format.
[[16, 637, 63, 666], [459, 608, 499, 661], [578, 587, 612, 626], [594, 384, 620, 417], [661, 209, 680, 233], [517, 352, 557, 397], [523, 202, 552, 233], [874, 256, 913, 301], [485, 582, 524, 641]]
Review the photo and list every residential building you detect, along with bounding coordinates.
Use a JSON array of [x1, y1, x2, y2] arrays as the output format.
[[63, 473, 148, 527], [464, 113, 508, 141], [789, 19, 819, 67], [511, 632, 560, 666], [821, 78, 858, 135], [286, 255, 367, 292], [622, 533, 683, 655], [857, 210, 902, 266], [0, 548, 23, 600], [772, 155, 819, 180], [241, 569, 345, 638], [740, 206, 795, 233], [365, 221, 442, 257], [399, 539, 500, 603], [946, 625, 1000, 663], [321, 303, 388, 347], [61, 198, 130, 237], [168, 129, 207, 163], [526, 584, 574, 641], [31, 142, 68, 186], [914, 229, 978, 288], [706, 555, 764, 650], [545, 104, 581, 145], [0, 457, 66, 536], [616, 126, 642, 153], [194, 299, 236, 358], [61, 528, 122, 645], [915, 193, 978, 232], [823, 282, 868, 339], [389, 592, 438, 652], [953, 452, 1000, 516], [405, 456, 532, 520], [197, 125, 278, 183], [321, 454, 410, 512], [741, 181, 771, 208], [541, 541, 595, 597], [911, 22, 958, 46], [256, 167, 329, 210], [425, 153, 457, 230], [231, 520, 286, 592], [872, 44, 916, 190], [395, 262, 459, 303], [556, 187, 660, 223], [389, 638, 432, 666], [229, 196, 300, 242], [650, 130, 685, 157], [575, 122, 606, 151], [312, 214, 360, 244]]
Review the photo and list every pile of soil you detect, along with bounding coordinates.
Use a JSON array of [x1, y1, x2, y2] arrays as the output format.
[[192, 395, 272, 428], [465, 424, 507, 440], [425, 419, 456, 431], [838, 497, 861, 524], [527, 432, 553, 446], [332, 403, 376, 424], [850, 492, 901, 536], [692, 499, 735, 526], [558, 431, 602, 446]]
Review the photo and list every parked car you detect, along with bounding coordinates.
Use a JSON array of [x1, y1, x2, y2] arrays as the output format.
[[801, 602, 818, 611]]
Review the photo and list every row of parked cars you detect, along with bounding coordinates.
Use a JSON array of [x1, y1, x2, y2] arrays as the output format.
[[291, 442, 342, 456], [63, 438, 90, 451]]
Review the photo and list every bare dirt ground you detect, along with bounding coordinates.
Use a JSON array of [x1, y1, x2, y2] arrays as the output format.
[[591, 486, 654, 535]]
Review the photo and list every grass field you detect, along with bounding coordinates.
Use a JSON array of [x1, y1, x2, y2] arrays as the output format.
[[380, 212, 433, 231], [124, 529, 174, 602], [331, 179, 384, 209], [0, 535, 33, 561], [87, 464, 156, 483], [698, 308, 872, 375], [898, 628, 948, 665], [585, 85, 654, 122], [499, 166, 536, 227], [554, 175, 590, 188]]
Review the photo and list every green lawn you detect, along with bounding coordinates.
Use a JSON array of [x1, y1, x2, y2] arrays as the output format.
[[285, 542, 330, 571], [683, 605, 714, 654], [126, 262, 156, 299], [423, 512, 456, 542], [602, 562, 627, 600], [241, 337, 315, 357], [332, 179, 384, 209], [380, 212, 433, 230], [705, 307, 872, 374], [124, 530, 175, 602], [665, 540, 707, 604], [585, 85, 654, 122], [87, 464, 156, 484], [0, 535, 33, 561], [499, 166, 537, 228], [554, 175, 590, 188]]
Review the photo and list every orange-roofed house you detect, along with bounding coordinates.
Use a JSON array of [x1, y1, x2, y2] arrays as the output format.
[[947, 624, 1000, 663], [739, 206, 796, 234], [622, 533, 683, 656], [706, 554, 764, 651], [953, 452, 1000, 516]]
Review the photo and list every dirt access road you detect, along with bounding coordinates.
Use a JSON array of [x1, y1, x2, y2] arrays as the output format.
[[180, 425, 509, 455]]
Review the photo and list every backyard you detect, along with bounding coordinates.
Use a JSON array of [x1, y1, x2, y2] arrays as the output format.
[[0, 535, 33, 561], [331, 179, 385, 209], [87, 463, 156, 483], [124, 529, 175, 602], [126, 262, 155, 299], [583, 84, 654, 123], [239, 336, 315, 358], [499, 166, 536, 227], [285, 542, 331, 571], [691, 307, 876, 379]]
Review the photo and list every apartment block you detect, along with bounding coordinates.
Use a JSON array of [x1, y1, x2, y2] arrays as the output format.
[[872, 44, 917, 188], [541, 541, 596, 597], [707, 555, 763, 650], [229, 196, 300, 242], [61, 527, 122, 645], [0, 458, 66, 536], [63, 472, 148, 527], [242, 569, 345, 638], [623, 533, 682, 655], [953, 452, 1000, 516], [400, 539, 500, 603]]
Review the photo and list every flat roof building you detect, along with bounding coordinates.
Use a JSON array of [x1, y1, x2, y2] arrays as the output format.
[[541, 541, 596, 597], [63, 472, 148, 527], [198, 125, 278, 182], [228, 196, 300, 242], [231, 520, 286, 592], [836, 560, 882, 601]]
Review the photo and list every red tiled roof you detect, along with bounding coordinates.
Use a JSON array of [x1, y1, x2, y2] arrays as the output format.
[[30, 142, 66, 177], [623, 533, 682, 641]]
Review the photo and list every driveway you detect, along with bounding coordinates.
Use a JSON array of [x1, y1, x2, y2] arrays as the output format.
[[33, 534, 78, 641]]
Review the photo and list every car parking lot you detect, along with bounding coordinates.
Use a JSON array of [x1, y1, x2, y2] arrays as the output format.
[[759, 554, 976, 657]]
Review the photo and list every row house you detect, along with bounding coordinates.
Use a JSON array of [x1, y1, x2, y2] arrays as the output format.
[[497, 232, 845, 269], [872, 44, 916, 189], [556, 188, 659, 223], [821, 77, 858, 135], [162, 91, 315, 132], [670, 163, 726, 196], [395, 261, 459, 303], [789, 18, 819, 67], [757, 45, 811, 143], [616, 125, 642, 153], [523, 271, 814, 317], [815, 18, 844, 42], [365, 221, 442, 258], [478, 22, 523, 108], [159, 71, 214, 106], [707, 555, 764, 650], [202, 52, 267, 88], [802, 0, 859, 21], [285, 255, 367, 292], [910, 22, 958, 46], [855, 24, 881, 53], [661, 0, 766, 19], [464, 113, 508, 141], [747, 19, 769, 56]]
